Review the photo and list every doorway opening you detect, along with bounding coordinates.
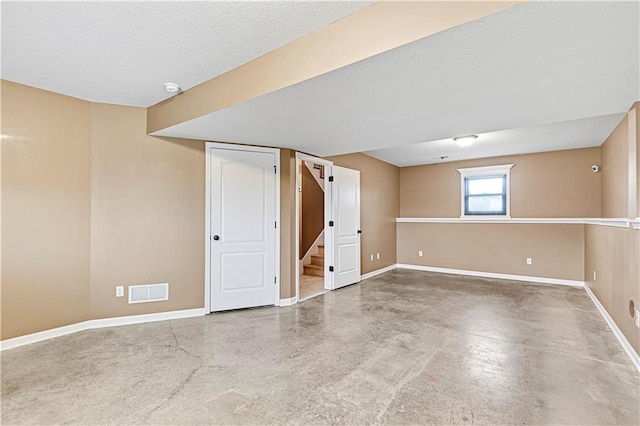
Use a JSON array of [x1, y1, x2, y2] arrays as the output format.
[[294, 153, 361, 303], [298, 160, 329, 300], [295, 154, 333, 302]]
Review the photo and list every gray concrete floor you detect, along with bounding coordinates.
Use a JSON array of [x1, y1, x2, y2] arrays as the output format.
[[2, 270, 639, 425]]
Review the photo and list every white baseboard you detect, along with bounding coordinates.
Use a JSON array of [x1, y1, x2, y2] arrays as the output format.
[[86, 308, 206, 329], [584, 284, 640, 372], [361, 264, 398, 281], [396, 264, 585, 288], [279, 296, 298, 306], [0, 308, 206, 352], [0, 322, 89, 352]]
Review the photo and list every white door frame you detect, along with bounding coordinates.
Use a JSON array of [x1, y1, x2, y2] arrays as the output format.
[[295, 153, 334, 302], [205, 142, 281, 313]]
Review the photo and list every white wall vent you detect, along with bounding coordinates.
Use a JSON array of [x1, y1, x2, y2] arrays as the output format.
[[128, 283, 169, 304]]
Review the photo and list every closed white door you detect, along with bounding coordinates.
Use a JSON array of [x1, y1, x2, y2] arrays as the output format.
[[209, 147, 277, 311], [331, 166, 361, 289]]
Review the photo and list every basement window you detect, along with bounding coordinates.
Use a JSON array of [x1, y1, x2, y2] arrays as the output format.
[[457, 164, 514, 217]]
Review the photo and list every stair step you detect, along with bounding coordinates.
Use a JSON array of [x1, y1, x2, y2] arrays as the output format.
[[303, 264, 324, 277], [311, 254, 324, 266], [317, 245, 324, 256]]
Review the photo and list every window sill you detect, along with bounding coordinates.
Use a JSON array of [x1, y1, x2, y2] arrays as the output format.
[[459, 215, 511, 220]]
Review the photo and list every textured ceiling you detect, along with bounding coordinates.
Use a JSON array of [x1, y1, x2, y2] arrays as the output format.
[[366, 113, 627, 167], [156, 1, 639, 162], [1, 1, 372, 106]]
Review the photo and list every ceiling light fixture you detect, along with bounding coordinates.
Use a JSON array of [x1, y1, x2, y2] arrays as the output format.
[[164, 82, 181, 93], [453, 135, 478, 147]]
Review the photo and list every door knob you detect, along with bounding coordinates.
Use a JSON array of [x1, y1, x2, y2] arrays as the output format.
[[213, 235, 220, 241]]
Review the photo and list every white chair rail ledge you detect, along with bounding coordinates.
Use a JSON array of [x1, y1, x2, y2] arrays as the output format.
[[396, 217, 637, 228]]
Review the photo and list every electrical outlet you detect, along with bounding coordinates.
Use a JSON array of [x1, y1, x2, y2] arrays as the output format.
[[526, 258, 532, 265], [370, 254, 374, 261], [418, 250, 423, 257], [593, 271, 597, 281], [377, 253, 380, 260], [116, 286, 124, 298], [635, 309, 640, 328]]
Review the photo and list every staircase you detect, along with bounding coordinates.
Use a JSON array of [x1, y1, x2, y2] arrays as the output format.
[[301, 161, 326, 277], [303, 244, 324, 277]]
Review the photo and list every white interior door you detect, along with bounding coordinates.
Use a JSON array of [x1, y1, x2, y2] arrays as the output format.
[[331, 165, 361, 289], [209, 147, 277, 311]]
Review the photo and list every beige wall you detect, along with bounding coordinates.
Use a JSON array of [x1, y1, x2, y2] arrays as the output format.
[[585, 225, 639, 354], [400, 147, 602, 218], [1, 81, 91, 340], [601, 114, 629, 218], [89, 103, 205, 319], [300, 165, 324, 258], [280, 149, 296, 299], [0, 83, 316, 339], [326, 153, 399, 274], [585, 106, 640, 356], [398, 223, 585, 281], [1, 82, 207, 339]]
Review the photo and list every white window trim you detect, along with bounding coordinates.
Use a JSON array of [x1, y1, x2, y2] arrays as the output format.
[[457, 164, 514, 218]]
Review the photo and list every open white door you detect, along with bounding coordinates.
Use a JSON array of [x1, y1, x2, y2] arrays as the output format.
[[331, 165, 361, 289], [208, 146, 278, 311]]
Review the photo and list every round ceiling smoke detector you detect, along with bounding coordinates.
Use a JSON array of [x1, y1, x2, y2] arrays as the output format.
[[164, 82, 181, 93]]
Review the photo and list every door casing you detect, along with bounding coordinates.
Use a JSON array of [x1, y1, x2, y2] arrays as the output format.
[[295, 153, 334, 301]]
